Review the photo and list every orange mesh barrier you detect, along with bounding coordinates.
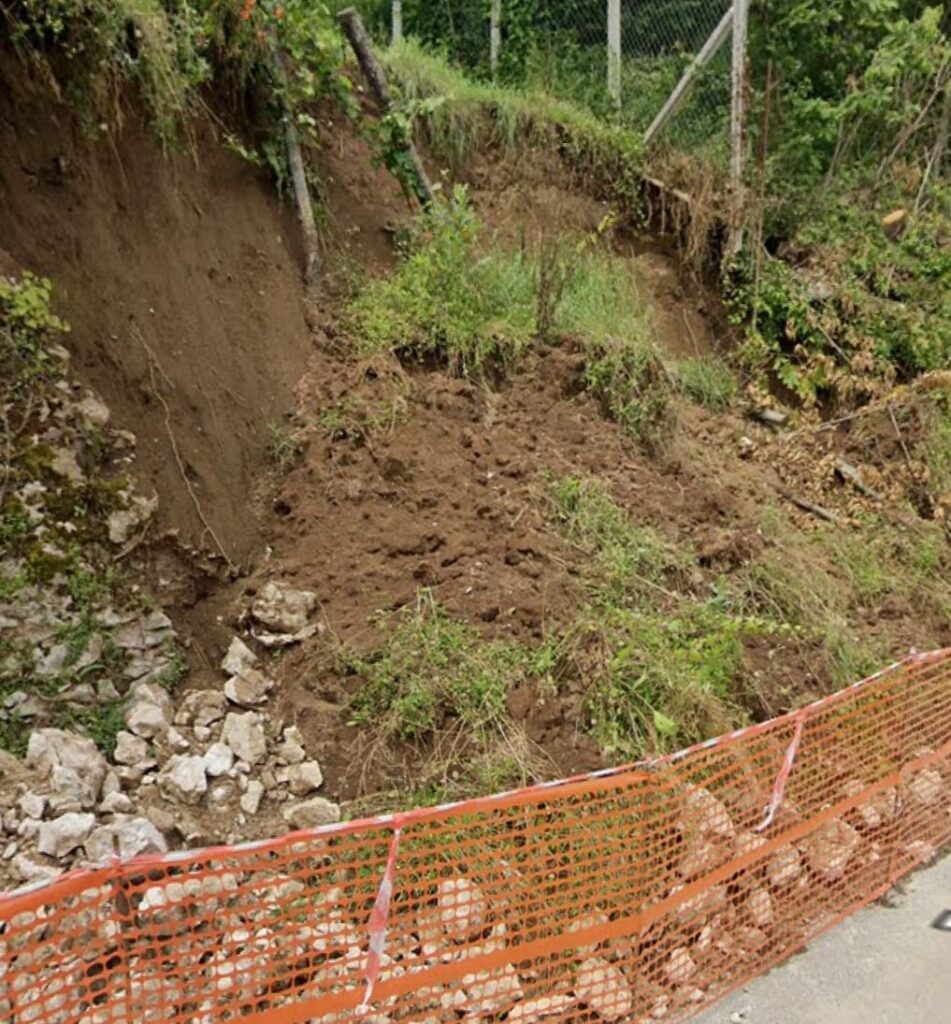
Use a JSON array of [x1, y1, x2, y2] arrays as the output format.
[[3, 649, 951, 1024]]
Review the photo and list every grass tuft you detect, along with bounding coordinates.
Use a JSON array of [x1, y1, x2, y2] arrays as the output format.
[[677, 355, 737, 411]]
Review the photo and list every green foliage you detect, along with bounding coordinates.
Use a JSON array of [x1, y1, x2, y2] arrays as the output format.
[[350, 185, 537, 377], [347, 596, 528, 742], [545, 476, 795, 755], [384, 41, 644, 196], [4, 0, 212, 139], [924, 390, 951, 495], [729, 194, 951, 404], [0, 272, 68, 400], [3, 0, 353, 148], [570, 603, 749, 757], [546, 476, 684, 603], [68, 701, 126, 757], [351, 185, 669, 444], [742, 505, 949, 684], [582, 334, 671, 443], [730, 6, 951, 401], [677, 356, 737, 411]]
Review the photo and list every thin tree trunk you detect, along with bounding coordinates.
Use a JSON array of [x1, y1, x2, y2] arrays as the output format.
[[268, 25, 320, 286], [338, 7, 436, 208]]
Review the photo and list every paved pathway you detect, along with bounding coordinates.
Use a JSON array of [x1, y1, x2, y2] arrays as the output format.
[[693, 854, 951, 1023]]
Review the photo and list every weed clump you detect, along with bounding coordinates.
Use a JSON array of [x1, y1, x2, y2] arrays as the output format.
[[352, 187, 672, 441], [348, 596, 536, 743], [350, 186, 536, 378], [677, 355, 737, 411]]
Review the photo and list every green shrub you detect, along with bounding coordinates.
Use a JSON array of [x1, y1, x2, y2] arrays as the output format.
[[350, 185, 537, 377]]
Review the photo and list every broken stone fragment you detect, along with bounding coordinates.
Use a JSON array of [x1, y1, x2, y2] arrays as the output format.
[[26, 728, 107, 810], [223, 668, 273, 708], [203, 742, 235, 777], [113, 730, 149, 766], [803, 818, 860, 880], [574, 956, 633, 1022], [84, 817, 167, 862], [115, 611, 174, 651], [76, 393, 111, 427], [251, 581, 317, 633], [125, 681, 174, 738], [282, 796, 341, 830], [37, 812, 96, 858], [18, 792, 46, 821], [506, 995, 575, 1022], [98, 791, 135, 815], [12, 854, 61, 884], [50, 447, 84, 484], [220, 636, 257, 676], [157, 754, 208, 806], [34, 642, 70, 677], [221, 711, 268, 765], [437, 877, 486, 940], [285, 760, 323, 796], [107, 494, 157, 545], [175, 690, 227, 728], [240, 780, 265, 815], [274, 727, 306, 764], [665, 946, 698, 985]]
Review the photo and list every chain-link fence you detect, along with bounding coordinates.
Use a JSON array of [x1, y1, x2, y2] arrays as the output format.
[[347, 0, 737, 153]]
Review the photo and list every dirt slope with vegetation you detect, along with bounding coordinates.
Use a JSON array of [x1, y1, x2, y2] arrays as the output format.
[[0, 0, 949, 889]]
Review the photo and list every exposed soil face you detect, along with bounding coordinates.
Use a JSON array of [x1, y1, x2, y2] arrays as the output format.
[[0, 59, 316, 563], [2, 68, 948, 828]]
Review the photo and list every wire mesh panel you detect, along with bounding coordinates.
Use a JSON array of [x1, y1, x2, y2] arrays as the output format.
[[355, 0, 735, 147], [2, 650, 950, 1024], [621, 0, 734, 147]]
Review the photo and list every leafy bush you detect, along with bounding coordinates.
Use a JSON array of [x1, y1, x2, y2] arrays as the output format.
[[350, 185, 537, 377]]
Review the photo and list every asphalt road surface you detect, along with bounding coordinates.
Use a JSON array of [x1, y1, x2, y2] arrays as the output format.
[[693, 853, 951, 1023]]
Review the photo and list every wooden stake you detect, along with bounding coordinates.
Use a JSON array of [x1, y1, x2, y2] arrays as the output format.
[[391, 0, 402, 44], [338, 7, 435, 208], [268, 25, 320, 286]]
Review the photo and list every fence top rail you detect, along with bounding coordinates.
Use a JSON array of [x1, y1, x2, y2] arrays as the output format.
[[0, 647, 946, 921]]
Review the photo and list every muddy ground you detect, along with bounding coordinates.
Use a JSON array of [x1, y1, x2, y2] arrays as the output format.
[[2, 67, 948, 821]]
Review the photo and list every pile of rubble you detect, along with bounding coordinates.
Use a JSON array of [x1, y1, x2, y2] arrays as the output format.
[[0, 324, 340, 890], [0, 579, 339, 890]]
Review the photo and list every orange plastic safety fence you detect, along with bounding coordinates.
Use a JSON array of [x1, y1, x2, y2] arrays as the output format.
[[2, 649, 951, 1024]]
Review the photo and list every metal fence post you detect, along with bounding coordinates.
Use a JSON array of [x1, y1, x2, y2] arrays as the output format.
[[607, 0, 621, 109], [490, 0, 501, 75], [729, 0, 750, 253], [391, 0, 402, 44], [643, 7, 734, 148]]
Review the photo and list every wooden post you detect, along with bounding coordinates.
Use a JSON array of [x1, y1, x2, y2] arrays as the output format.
[[643, 7, 734, 147], [729, 0, 750, 254], [607, 0, 622, 109], [490, 0, 501, 76], [338, 7, 435, 207], [391, 0, 402, 44], [268, 25, 320, 286]]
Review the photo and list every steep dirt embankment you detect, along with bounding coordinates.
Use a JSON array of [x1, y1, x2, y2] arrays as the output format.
[[0, 59, 314, 565]]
